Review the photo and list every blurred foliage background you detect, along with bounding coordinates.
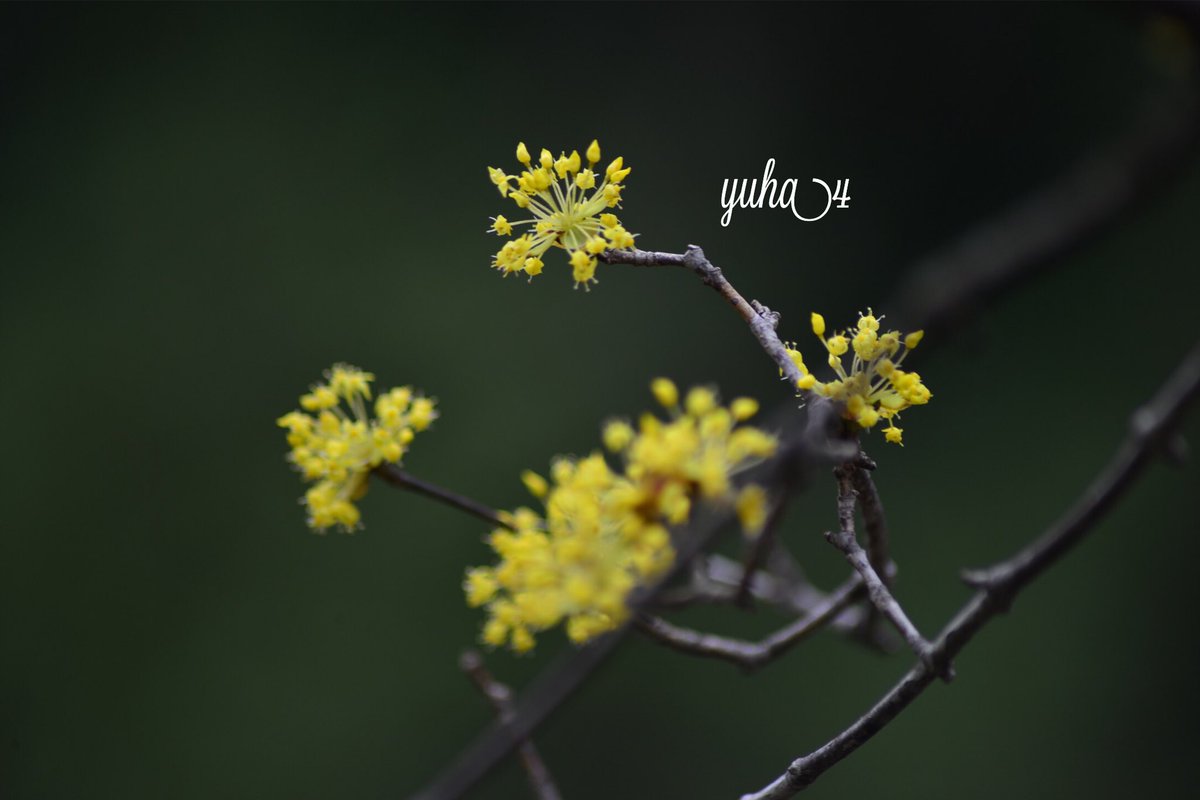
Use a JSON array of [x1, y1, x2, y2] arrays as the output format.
[[3, 3, 1199, 799]]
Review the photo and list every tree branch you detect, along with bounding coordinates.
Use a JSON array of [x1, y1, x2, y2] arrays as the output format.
[[653, 552, 821, 611], [846, 464, 891, 584], [837, 459, 894, 643], [825, 467, 940, 676], [373, 463, 511, 530], [600, 247, 805, 393], [634, 575, 863, 671], [736, 468, 800, 608], [739, 340, 1200, 800], [459, 650, 562, 800], [650, 552, 873, 643]]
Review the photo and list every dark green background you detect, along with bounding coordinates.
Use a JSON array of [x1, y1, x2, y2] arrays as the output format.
[[3, 3, 1199, 798]]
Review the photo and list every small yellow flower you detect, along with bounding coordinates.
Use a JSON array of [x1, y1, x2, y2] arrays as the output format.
[[736, 484, 769, 537], [685, 386, 717, 417], [278, 365, 437, 532], [570, 248, 597, 286], [521, 470, 549, 499], [730, 397, 759, 421], [486, 140, 636, 288], [464, 569, 499, 607], [602, 420, 635, 452], [795, 309, 931, 444], [490, 216, 512, 236], [825, 335, 848, 356]]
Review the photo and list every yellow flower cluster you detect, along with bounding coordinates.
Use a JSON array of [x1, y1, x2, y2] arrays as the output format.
[[464, 380, 778, 653], [785, 310, 931, 445], [277, 365, 437, 532], [487, 140, 636, 288]]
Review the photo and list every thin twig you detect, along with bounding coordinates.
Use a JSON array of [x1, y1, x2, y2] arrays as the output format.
[[373, 463, 510, 529], [825, 468, 939, 675], [844, 462, 894, 642], [735, 488, 795, 608], [847, 465, 891, 584], [635, 575, 864, 671], [654, 552, 817, 612], [651, 553, 871, 640], [739, 341, 1200, 800], [734, 442, 807, 608], [459, 650, 562, 800], [601, 247, 806, 393]]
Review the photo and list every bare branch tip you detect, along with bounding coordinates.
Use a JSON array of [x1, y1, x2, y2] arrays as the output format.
[[959, 567, 992, 589], [822, 529, 845, 548], [854, 453, 878, 471], [459, 648, 484, 673]]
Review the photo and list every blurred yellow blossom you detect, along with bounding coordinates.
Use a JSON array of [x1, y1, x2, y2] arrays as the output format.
[[277, 365, 437, 532], [786, 310, 931, 445], [465, 379, 777, 653], [487, 139, 636, 288], [735, 484, 769, 536]]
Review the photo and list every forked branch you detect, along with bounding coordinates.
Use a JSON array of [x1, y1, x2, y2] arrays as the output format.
[[826, 466, 940, 676], [635, 575, 863, 671], [459, 650, 561, 800], [739, 341, 1200, 800]]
